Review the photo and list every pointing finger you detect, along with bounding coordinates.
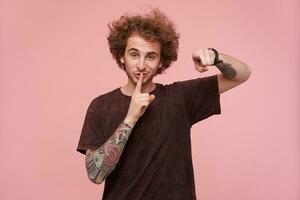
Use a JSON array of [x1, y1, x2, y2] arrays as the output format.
[[134, 73, 143, 93]]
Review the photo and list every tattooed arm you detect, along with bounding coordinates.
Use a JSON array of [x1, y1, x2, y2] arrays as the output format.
[[216, 52, 252, 94], [85, 120, 133, 184], [85, 73, 155, 184], [192, 49, 252, 94]]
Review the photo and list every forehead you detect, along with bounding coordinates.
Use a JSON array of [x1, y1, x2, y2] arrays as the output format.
[[125, 33, 161, 54]]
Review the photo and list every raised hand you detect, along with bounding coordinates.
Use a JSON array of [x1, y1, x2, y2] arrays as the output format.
[[124, 73, 155, 126], [192, 48, 216, 73]]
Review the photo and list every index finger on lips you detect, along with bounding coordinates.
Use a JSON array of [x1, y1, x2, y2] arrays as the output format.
[[134, 73, 143, 93]]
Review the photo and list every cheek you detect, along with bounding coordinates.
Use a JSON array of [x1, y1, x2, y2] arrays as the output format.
[[125, 59, 137, 69], [147, 61, 160, 69], [153, 64, 161, 72]]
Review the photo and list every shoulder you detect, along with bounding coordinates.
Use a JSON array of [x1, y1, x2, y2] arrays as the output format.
[[167, 75, 218, 91], [175, 75, 217, 85], [87, 88, 121, 113]]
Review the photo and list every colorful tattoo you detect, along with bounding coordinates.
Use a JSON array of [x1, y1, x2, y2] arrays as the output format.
[[85, 121, 133, 183]]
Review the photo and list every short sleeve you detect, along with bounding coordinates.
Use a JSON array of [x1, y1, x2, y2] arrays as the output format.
[[179, 74, 221, 125], [76, 98, 105, 155]]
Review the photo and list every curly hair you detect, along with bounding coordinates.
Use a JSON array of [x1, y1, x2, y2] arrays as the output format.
[[107, 8, 180, 74]]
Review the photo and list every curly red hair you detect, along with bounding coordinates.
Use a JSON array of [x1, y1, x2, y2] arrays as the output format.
[[107, 8, 180, 74]]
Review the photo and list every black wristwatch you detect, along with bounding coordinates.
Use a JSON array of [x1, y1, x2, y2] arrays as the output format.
[[208, 48, 223, 65], [208, 48, 236, 79]]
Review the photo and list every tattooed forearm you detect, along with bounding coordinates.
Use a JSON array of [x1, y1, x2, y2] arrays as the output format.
[[85, 121, 133, 184], [215, 62, 237, 79]]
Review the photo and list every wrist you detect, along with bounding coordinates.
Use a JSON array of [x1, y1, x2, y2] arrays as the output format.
[[208, 48, 223, 64], [124, 116, 137, 127]]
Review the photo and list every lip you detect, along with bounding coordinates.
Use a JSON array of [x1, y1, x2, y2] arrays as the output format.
[[135, 72, 149, 78]]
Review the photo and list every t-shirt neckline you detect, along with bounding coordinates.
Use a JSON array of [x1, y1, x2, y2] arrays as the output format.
[[118, 83, 161, 98]]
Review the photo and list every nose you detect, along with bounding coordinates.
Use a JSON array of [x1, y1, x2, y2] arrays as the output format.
[[137, 58, 146, 71]]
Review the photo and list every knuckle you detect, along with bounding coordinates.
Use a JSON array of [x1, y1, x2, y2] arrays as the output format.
[[142, 93, 149, 98]]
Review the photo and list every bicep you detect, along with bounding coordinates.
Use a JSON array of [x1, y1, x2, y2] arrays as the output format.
[[85, 149, 94, 163], [86, 149, 92, 156], [85, 149, 95, 173]]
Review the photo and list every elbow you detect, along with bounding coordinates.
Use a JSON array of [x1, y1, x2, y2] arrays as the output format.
[[88, 173, 104, 185], [90, 178, 104, 185], [246, 65, 252, 79], [239, 64, 252, 83]]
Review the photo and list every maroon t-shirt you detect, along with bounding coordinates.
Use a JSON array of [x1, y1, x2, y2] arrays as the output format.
[[77, 75, 221, 200]]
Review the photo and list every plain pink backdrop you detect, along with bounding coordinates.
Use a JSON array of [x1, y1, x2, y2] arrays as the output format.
[[1, 0, 299, 200]]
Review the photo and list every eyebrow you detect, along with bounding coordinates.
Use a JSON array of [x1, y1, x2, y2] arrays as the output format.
[[128, 48, 159, 56]]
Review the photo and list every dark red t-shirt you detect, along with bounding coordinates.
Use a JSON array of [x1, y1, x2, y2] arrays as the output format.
[[77, 75, 221, 200]]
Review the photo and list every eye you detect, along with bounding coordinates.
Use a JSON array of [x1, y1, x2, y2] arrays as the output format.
[[130, 52, 139, 58], [147, 54, 156, 60]]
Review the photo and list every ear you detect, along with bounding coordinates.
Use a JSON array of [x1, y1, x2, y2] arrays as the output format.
[[158, 63, 163, 68], [120, 57, 125, 64]]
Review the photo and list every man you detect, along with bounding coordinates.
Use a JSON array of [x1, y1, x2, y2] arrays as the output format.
[[77, 8, 251, 200]]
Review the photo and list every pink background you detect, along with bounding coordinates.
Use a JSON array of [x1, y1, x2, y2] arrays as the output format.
[[1, 0, 299, 199]]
